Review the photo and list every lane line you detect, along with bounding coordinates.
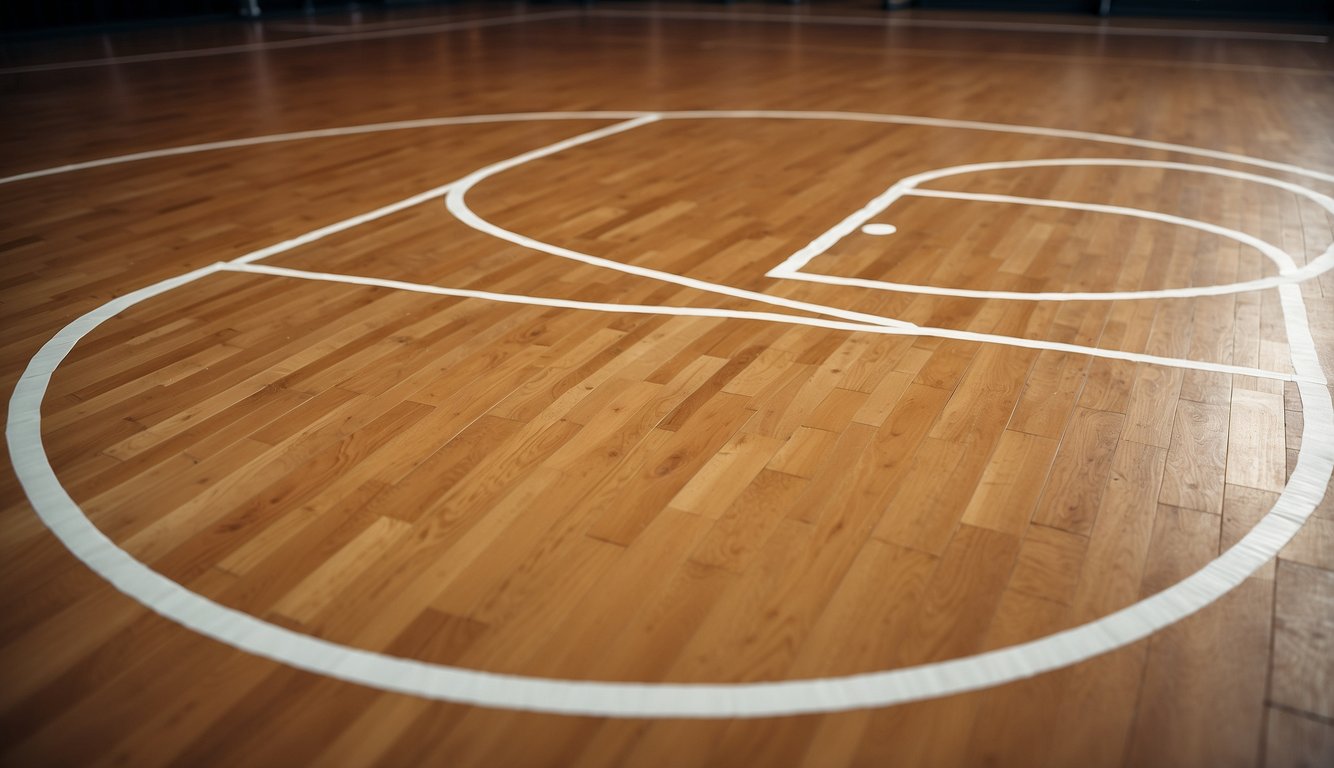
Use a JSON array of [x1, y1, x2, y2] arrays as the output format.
[[226, 262, 1303, 382], [231, 185, 455, 266]]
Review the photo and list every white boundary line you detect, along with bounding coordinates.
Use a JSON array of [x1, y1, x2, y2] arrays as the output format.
[[770, 157, 1334, 301], [6, 111, 1333, 717]]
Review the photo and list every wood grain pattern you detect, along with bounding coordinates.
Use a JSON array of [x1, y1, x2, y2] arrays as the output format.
[[0, 2, 1331, 766]]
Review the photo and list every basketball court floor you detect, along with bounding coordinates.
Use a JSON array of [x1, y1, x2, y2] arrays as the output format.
[[1, 2, 1332, 765]]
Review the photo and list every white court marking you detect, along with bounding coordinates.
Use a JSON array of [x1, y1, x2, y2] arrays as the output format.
[[769, 157, 1334, 302], [6, 111, 1333, 717]]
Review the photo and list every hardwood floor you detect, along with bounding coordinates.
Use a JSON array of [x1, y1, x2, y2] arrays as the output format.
[[1, 2, 1332, 765]]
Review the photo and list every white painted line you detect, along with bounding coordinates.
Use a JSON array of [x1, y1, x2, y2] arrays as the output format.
[[6, 111, 1333, 718], [232, 185, 453, 266], [770, 158, 1334, 301], [0, 10, 582, 75], [588, 8, 1330, 43], [771, 181, 914, 277], [658, 111, 1334, 186], [226, 263, 1301, 383], [0, 112, 653, 186], [441, 116, 917, 330], [6, 111, 1331, 187]]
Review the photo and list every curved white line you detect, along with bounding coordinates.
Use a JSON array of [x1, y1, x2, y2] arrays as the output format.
[[5, 111, 1332, 187], [900, 157, 1334, 270], [658, 112, 1334, 186], [441, 116, 918, 330], [0, 112, 656, 186], [8, 260, 1332, 717], [6, 111, 1333, 718], [444, 140, 1322, 380], [212, 118, 1311, 375]]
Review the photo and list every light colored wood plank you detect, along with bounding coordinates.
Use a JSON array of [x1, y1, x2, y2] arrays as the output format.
[[1008, 523, 1089, 606], [1227, 388, 1288, 492], [1121, 364, 1185, 448], [272, 515, 414, 625], [764, 425, 840, 479], [1159, 400, 1229, 514], [664, 430, 784, 519], [1032, 407, 1124, 535], [1008, 350, 1087, 438], [961, 429, 1058, 536]]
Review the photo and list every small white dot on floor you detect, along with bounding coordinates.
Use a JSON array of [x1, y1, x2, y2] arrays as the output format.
[[861, 223, 898, 236]]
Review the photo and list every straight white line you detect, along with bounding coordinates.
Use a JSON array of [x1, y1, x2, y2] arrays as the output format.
[[230, 184, 454, 266], [226, 262, 1305, 383], [772, 182, 913, 276], [0, 10, 581, 75], [588, 8, 1330, 43]]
